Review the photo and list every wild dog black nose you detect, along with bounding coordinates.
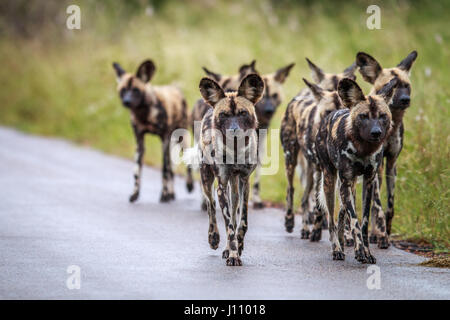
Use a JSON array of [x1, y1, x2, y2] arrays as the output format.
[[123, 100, 131, 107], [399, 94, 410, 105], [370, 127, 382, 139]]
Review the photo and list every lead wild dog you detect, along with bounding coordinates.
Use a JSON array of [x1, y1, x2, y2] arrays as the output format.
[[280, 58, 356, 236], [356, 51, 417, 248], [314, 78, 397, 263], [113, 59, 193, 203], [196, 74, 264, 266], [192, 61, 294, 209]]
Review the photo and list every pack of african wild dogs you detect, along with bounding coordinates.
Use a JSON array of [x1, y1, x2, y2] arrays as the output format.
[[112, 50, 417, 266]]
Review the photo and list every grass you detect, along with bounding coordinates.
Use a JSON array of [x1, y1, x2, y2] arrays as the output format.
[[0, 0, 448, 251]]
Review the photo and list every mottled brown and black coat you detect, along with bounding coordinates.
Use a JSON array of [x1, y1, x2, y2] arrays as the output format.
[[113, 59, 193, 203], [192, 61, 294, 209], [356, 51, 417, 248], [280, 58, 357, 237], [314, 78, 397, 264], [196, 74, 264, 266]]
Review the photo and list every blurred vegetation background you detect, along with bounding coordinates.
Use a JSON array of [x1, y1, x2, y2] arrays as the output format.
[[0, 0, 448, 250]]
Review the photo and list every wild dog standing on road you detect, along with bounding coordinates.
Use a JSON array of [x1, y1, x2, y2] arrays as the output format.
[[196, 74, 264, 266], [280, 58, 356, 236], [356, 51, 417, 248], [192, 61, 295, 209], [315, 78, 397, 263], [113, 59, 193, 203]]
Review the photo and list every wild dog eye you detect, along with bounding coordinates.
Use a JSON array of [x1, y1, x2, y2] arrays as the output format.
[[219, 112, 228, 118], [239, 110, 248, 117], [359, 114, 369, 120], [380, 114, 387, 120], [272, 93, 279, 100], [120, 88, 126, 97], [132, 88, 140, 95]]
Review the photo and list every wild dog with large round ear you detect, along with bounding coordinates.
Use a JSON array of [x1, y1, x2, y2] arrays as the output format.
[[313, 77, 397, 264], [197, 74, 264, 266], [192, 61, 294, 210], [356, 51, 418, 248], [112, 59, 193, 203], [280, 58, 357, 236]]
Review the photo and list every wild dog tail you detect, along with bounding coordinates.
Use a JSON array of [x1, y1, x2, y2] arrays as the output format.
[[316, 171, 328, 213], [183, 144, 201, 170]]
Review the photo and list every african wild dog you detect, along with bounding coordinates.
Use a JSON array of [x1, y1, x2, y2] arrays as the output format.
[[192, 61, 295, 209], [280, 58, 357, 236], [113, 59, 193, 203], [191, 61, 258, 144], [196, 74, 264, 266], [356, 51, 417, 248], [314, 78, 397, 263]]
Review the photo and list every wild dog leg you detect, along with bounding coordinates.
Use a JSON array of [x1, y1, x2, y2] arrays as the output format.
[[200, 164, 219, 250], [284, 147, 298, 233], [300, 166, 314, 239], [369, 177, 389, 248], [223, 176, 239, 259], [343, 184, 356, 246], [237, 176, 250, 256], [310, 170, 325, 242], [322, 170, 344, 260], [253, 133, 265, 209], [129, 125, 145, 203], [361, 177, 377, 263], [217, 178, 241, 266], [340, 181, 374, 264], [370, 162, 384, 243], [385, 155, 397, 235], [160, 136, 175, 202]]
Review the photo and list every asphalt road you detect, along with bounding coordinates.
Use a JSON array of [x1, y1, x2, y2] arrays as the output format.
[[0, 127, 448, 299]]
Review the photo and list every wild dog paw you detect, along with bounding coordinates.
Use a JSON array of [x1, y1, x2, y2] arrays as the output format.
[[222, 249, 229, 259], [366, 253, 377, 264], [354, 247, 368, 263], [332, 251, 345, 260], [285, 215, 294, 233], [300, 229, 310, 239], [186, 182, 194, 193], [253, 202, 265, 209], [208, 232, 220, 250], [377, 236, 390, 249], [369, 234, 378, 244], [226, 257, 242, 266], [129, 192, 139, 203], [160, 192, 175, 203], [310, 228, 322, 242]]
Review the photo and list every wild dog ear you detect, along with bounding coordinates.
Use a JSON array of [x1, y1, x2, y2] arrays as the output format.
[[343, 62, 357, 80], [274, 63, 295, 83], [136, 60, 156, 83], [199, 78, 225, 107], [238, 74, 265, 104], [202, 67, 222, 82], [305, 58, 325, 83], [338, 78, 365, 109], [238, 60, 257, 78], [303, 78, 324, 101], [112, 62, 126, 82], [397, 50, 418, 72], [356, 52, 382, 84], [376, 77, 399, 103]]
